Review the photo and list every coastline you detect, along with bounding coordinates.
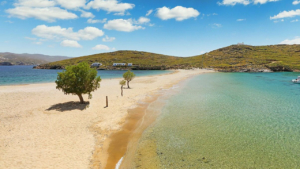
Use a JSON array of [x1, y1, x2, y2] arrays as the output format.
[[0, 69, 214, 169], [117, 77, 193, 169], [0, 69, 174, 87], [94, 70, 214, 169]]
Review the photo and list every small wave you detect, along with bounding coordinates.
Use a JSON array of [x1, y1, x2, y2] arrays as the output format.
[[115, 157, 124, 169]]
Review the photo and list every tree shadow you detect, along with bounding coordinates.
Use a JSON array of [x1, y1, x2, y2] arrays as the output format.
[[46, 101, 90, 112], [124, 87, 133, 89]]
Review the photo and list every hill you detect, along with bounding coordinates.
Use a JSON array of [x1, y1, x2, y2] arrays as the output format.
[[0, 52, 71, 65], [35, 51, 191, 70], [199, 44, 300, 72], [35, 44, 300, 72]]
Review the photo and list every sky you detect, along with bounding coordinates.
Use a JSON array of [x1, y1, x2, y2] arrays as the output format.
[[0, 0, 300, 57]]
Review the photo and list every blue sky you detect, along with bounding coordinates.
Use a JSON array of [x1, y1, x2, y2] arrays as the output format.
[[0, 0, 300, 57]]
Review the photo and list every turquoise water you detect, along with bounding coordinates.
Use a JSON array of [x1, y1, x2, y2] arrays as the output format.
[[134, 72, 300, 168], [0, 66, 171, 86]]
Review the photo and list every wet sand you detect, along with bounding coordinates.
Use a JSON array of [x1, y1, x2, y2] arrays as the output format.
[[102, 92, 168, 169]]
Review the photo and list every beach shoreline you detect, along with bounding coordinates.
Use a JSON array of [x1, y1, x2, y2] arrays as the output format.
[[116, 77, 193, 169], [0, 69, 214, 169]]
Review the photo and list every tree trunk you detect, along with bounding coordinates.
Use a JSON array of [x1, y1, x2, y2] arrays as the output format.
[[77, 94, 84, 104], [127, 80, 130, 89], [121, 86, 123, 96]]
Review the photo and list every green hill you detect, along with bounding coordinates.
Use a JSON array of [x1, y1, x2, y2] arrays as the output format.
[[35, 44, 300, 72], [199, 44, 300, 72]]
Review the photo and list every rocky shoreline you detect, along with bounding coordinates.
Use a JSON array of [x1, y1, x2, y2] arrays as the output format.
[[33, 64, 300, 72], [0, 62, 13, 66], [0, 62, 39, 66]]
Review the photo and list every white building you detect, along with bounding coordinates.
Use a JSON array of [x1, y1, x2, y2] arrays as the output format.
[[113, 63, 126, 66], [91, 62, 102, 67], [128, 63, 133, 66]]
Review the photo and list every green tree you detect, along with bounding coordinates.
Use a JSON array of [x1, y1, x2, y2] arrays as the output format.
[[123, 70, 135, 89], [55, 62, 101, 104], [119, 80, 126, 96]]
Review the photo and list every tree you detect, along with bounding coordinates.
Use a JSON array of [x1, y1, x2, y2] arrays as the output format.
[[55, 62, 101, 104], [119, 80, 126, 96], [123, 70, 135, 89]]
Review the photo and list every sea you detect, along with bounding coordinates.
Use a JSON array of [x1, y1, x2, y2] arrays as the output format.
[[131, 72, 300, 168], [2, 66, 300, 168], [0, 65, 171, 86]]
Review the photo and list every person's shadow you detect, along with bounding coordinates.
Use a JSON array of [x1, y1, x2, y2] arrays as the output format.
[[46, 101, 90, 112]]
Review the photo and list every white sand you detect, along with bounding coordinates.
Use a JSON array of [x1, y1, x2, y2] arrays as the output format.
[[0, 69, 214, 169]]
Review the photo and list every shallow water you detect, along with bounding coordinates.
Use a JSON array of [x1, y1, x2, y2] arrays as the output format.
[[133, 72, 300, 168], [0, 66, 171, 85]]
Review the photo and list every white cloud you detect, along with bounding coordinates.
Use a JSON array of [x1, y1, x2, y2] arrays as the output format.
[[6, 6, 77, 22], [273, 19, 284, 23], [237, 18, 246, 21], [270, 9, 300, 20], [113, 11, 131, 16], [32, 25, 104, 40], [102, 35, 115, 42], [291, 19, 299, 22], [61, 40, 82, 48], [55, 0, 86, 9], [87, 18, 107, 23], [92, 44, 110, 50], [137, 16, 150, 24], [293, 0, 300, 5], [280, 37, 300, 44], [212, 23, 222, 28], [218, 0, 278, 6], [14, 0, 56, 7], [104, 19, 144, 32], [218, 0, 250, 5], [6, 0, 87, 22], [253, 0, 278, 4], [33, 41, 42, 45], [25, 37, 37, 40], [146, 9, 153, 16], [156, 6, 200, 21], [13, 0, 86, 9], [80, 10, 94, 18], [85, 0, 134, 15]]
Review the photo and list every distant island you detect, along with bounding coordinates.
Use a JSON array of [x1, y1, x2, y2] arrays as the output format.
[[33, 44, 300, 72], [0, 52, 71, 66]]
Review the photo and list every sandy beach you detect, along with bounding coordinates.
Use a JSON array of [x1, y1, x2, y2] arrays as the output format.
[[0, 69, 214, 169]]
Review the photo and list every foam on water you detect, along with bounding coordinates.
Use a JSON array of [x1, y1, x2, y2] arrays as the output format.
[[115, 157, 124, 169], [133, 72, 300, 168]]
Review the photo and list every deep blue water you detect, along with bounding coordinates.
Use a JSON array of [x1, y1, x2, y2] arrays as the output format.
[[0, 66, 171, 86]]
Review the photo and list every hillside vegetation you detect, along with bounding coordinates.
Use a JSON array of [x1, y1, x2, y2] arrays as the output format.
[[0, 52, 70, 65], [36, 44, 300, 72]]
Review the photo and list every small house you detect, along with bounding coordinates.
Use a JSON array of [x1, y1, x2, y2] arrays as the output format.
[[128, 63, 133, 66], [113, 63, 126, 66], [91, 62, 102, 67]]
